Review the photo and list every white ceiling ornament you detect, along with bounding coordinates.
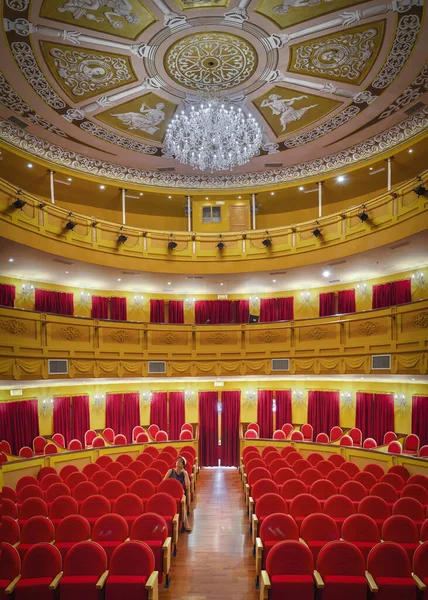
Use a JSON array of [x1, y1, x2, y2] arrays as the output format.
[[164, 97, 263, 171]]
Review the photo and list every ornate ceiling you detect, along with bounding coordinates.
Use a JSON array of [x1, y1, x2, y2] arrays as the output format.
[[0, 0, 427, 189]]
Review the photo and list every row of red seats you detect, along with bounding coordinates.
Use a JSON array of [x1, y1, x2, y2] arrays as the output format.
[[258, 538, 428, 600], [1, 511, 173, 584], [1, 539, 160, 600]]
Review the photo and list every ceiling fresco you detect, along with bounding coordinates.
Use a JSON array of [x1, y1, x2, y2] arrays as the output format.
[[0, 0, 427, 189]]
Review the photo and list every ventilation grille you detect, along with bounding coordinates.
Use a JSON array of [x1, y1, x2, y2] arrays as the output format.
[[53, 258, 74, 265], [390, 241, 410, 250], [8, 116, 28, 129], [329, 260, 347, 267], [186, 276, 204, 280], [148, 361, 166, 374], [371, 355, 391, 370], [329, 279, 341, 283], [122, 271, 140, 276], [157, 167, 175, 172], [404, 101, 425, 116], [264, 162, 283, 168], [271, 358, 290, 371], [48, 359, 68, 375], [270, 271, 287, 276]]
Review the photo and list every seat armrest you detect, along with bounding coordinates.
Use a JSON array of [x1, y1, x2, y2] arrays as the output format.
[[252, 513, 259, 545], [181, 496, 186, 522], [162, 537, 172, 575], [313, 570, 324, 589], [249, 496, 254, 517], [146, 571, 159, 600], [5, 575, 21, 595], [365, 571, 379, 593], [260, 570, 271, 600], [412, 573, 427, 591], [255, 538, 263, 575], [12, 542, 19, 549], [49, 571, 63, 591], [172, 513, 179, 545], [299, 537, 309, 548], [96, 570, 109, 590]]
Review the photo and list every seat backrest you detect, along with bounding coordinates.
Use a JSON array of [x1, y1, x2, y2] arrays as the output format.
[[45, 482, 71, 503], [109, 541, 155, 577], [273, 429, 286, 440], [66, 471, 88, 489], [92, 514, 128, 542], [339, 435, 353, 447], [281, 423, 293, 436], [179, 430, 192, 440], [141, 468, 163, 486], [266, 540, 314, 576], [245, 429, 258, 439], [248, 467, 272, 487], [244, 453, 263, 468], [33, 436, 47, 453], [300, 513, 340, 542], [73, 481, 98, 502], [388, 440, 402, 454], [316, 460, 335, 476], [414, 542, 428, 580], [382, 515, 419, 543], [91, 470, 113, 487], [143, 446, 159, 458], [68, 439, 83, 450], [328, 454, 346, 467], [3, 498, 18, 519], [420, 445, 428, 457], [146, 492, 177, 517], [363, 438, 377, 449], [18, 497, 48, 520], [289, 493, 321, 518], [383, 431, 397, 445], [1, 486, 17, 502], [56, 514, 91, 543], [388, 465, 410, 482], [371, 482, 398, 504], [16, 475, 39, 493], [93, 437, 105, 448], [354, 471, 377, 491], [358, 496, 390, 520], [269, 458, 287, 475], [158, 478, 185, 499], [103, 428, 115, 443], [129, 479, 156, 499], [21, 515, 55, 544], [49, 496, 79, 520], [80, 495, 111, 518], [129, 461, 145, 476], [40, 473, 62, 492], [340, 480, 367, 502], [85, 429, 97, 446], [114, 493, 143, 516], [318, 540, 365, 577], [300, 468, 322, 487], [132, 426, 144, 442], [259, 513, 299, 543], [148, 424, 160, 438], [368, 541, 411, 579], [404, 433, 420, 453], [340, 462, 360, 477], [316, 433, 329, 443], [307, 452, 323, 466], [116, 469, 137, 487], [290, 430, 304, 441], [348, 428, 362, 446], [19, 446, 34, 458], [101, 480, 127, 500], [380, 472, 404, 491], [309, 479, 337, 501], [105, 462, 123, 477], [181, 423, 193, 433], [250, 479, 279, 501], [330, 426, 343, 442], [0, 440, 12, 454], [82, 463, 101, 479], [280, 478, 307, 501], [247, 423, 260, 434], [151, 459, 171, 475], [363, 463, 384, 479], [21, 543, 61, 579], [130, 513, 168, 543], [52, 434, 65, 448], [0, 542, 20, 581], [64, 541, 107, 576], [242, 445, 259, 459], [274, 467, 296, 486], [293, 459, 311, 475], [95, 455, 113, 469], [326, 469, 350, 488], [392, 497, 425, 521], [0, 516, 20, 544], [280, 446, 297, 458], [301, 424, 313, 441], [59, 464, 79, 481], [37, 466, 57, 482], [324, 494, 356, 519], [255, 493, 287, 518], [342, 514, 380, 543], [114, 434, 127, 445], [264, 451, 281, 466], [18, 484, 44, 504], [407, 475, 428, 491]]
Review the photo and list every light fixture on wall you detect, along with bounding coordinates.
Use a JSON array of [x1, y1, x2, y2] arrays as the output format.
[[217, 401, 222, 413], [93, 393, 105, 409], [65, 213, 77, 230], [185, 298, 196, 309], [245, 390, 256, 402], [168, 234, 178, 250], [41, 398, 53, 415], [341, 391, 352, 406], [356, 282, 368, 295], [293, 389, 304, 401], [301, 291, 311, 303], [12, 197, 26, 210], [185, 390, 195, 402], [412, 271, 425, 285], [272, 398, 277, 413], [142, 391, 153, 403], [134, 295, 144, 307], [358, 205, 369, 222], [80, 290, 91, 305], [394, 394, 407, 407], [312, 221, 321, 238], [21, 282, 34, 297]]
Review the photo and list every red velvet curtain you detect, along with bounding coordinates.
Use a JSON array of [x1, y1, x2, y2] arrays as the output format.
[[234, 299, 250, 324], [110, 297, 127, 321], [169, 391, 185, 440], [373, 394, 394, 445], [71, 395, 90, 444], [260, 299, 277, 322], [0, 400, 39, 455], [308, 391, 340, 438], [257, 390, 274, 438], [0, 283, 16, 307], [106, 393, 123, 435], [91, 296, 109, 319], [221, 391, 240, 467], [150, 392, 168, 431], [338, 289, 356, 314], [168, 301, 184, 324], [123, 393, 140, 444], [276, 390, 292, 430], [319, 292, 336, 317], [150, 300, 165, 323], [198, 391, 218, 467], [412, 396, 428, 447], [355, 392, 374, 441], [195, 300, 233, 324], [35, 289, 74, 315], [277, 297, 294, 321], [372, 279, 411, 309], [53, 397, 71, 445]]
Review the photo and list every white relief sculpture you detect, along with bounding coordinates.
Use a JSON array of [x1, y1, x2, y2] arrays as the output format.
[[273, 0, 334, 16], [112, 102, 165, 134], [57, 0, 140, 28], [261, 94, 318, 132]]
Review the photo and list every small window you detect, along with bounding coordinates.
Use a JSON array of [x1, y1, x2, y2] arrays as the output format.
[[202, 206, 221, 223]]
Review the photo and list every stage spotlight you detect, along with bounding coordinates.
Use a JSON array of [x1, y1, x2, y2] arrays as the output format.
[[12, 198, 26, 209], [65, 217, 77, 230], [118, 234, 128, 243], [168, 240, 178, 249], [358, 211, 369, 222], [312, 227, 321, 237], [262, 236, 272, 247], [415, 185, 426, 197], [216, 241, 225, 250]]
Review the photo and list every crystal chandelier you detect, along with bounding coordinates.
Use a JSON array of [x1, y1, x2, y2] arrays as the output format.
[[164, 97, 262, 172]]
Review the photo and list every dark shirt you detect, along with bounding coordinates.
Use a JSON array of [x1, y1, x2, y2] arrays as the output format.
[[169, 468, 186, 490]]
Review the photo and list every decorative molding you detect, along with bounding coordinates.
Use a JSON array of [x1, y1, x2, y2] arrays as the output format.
[[59, 326, 81, 340], [110, 329, 132, 343], [0, 319, 26, 335], [307, 326, 328, 340], [257, 330, 279, 343], [159, 332, 179, 344], [208, 332, 230, 344], [412, 312, 428, 328], [357, 321, 380, 336], [378, 63, 428, 120], [6, 0, 30, 11], [79, 121, 159, 154]]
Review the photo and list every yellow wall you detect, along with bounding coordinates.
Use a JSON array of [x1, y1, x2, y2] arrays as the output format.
[[1, 267, 426, 322], [192, 199, 250, 233], [0, 379, 426, 437]]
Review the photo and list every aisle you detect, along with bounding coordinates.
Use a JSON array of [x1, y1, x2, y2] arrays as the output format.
[[160, 467, 259, 600]]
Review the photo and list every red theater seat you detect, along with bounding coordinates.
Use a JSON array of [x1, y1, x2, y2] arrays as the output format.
[[262, 540, 315, 600], [274, 467, 296, 486], [280, 479, 307, 503], [354, 471, 377, 492], [252, 493, 288, 543], [16, 476, 39, 494], [18, 498, 48, 528], [363, 463, 384, 480], [130, 513, 171, 585], [85, 429, 97, 447], [307, 452, 324, 467], [393, 497, 425, 532], [413, 542, 428, 600], [116, 454, 133, 468], [59, 465, 78, 482], [407, 475, 428, 491], [316, 540, 367, 600], [330, 427, 343, 442], [49, 496, 79, 528], [82, 463, 101, 479], [80, 495, 111, 530], [18, 516, 55, 560], [328, 454, 346, 468], [113, 493, 143, 529], [0, 516, 20, 545], [103, 428, 115, 444], [40, 474, 62, 492], [145, 493, 179, 554], [105, 541, 157, 600], [0, 543, 20, 598], [95, 455, 113, 468], [60, 541, 108, 600], [323, 495, 356, 530], [289, 493, 322, 531], [358, 496, 390, 534], [367, 542, 417, 600], [45, 483, 71, 504], [255, 513, 299, 581], [129, 479, 156, 509], [388, 440, 402, 454], [37, 467, 57, 482], [301, 424, 313, 442], [371, 482, 398, 508], [300, 514, 339, 562], [101, 480, 127, 508], [15, 543, 62, 600], [316, 433, 329, 443], [91, 470, 113, 489], [382, 515, 420, 561], [339, 480, 367, 509], [92, 514, 128, 563], [341, 514, 380, 561], [55, 515, 91, 561], [18, 485, 44, 504]]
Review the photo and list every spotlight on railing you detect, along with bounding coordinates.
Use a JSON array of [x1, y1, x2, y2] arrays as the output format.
[[65, 214, 77, 230], [13, 198, 26, 209], [414, 184, 426, 197], [216, 235, 225, 250], [358, 206, 369, 222], [168, 234, 177, 250], [118, 233, 128, 243], [262, 231, 272, 247], [312, 221, 321, 237]]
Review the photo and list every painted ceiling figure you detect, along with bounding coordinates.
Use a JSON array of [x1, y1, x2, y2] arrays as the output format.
[[112, 102, 166, 135], [273, 0, 333, 15], [57, 0, 140, 27], [261, 94, 318, 132]]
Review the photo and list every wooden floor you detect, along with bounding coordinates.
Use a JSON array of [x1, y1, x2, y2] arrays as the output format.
[[160, 467, 259, 600]]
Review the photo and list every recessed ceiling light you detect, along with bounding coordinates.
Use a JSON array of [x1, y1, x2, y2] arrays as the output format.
[[270, 192, 274, 195], [139, 193, 143, 196], [412, 378, 415, 381], [299, 186, 304, 191], [322, 270, 331, 278], [220, 282, 224, 286], [117, 278, 121, 282], [408, 149, 413, 153], [27, 163, 33, 168], [369, 167, 373, 171], [100, 185, 105, 190], [65, 271, 69, 274], [337, 175, 345, 183], [167, 282, 171, 285], [168, 195, 172, 199], [238, 196, 241, 199], [272, 279, 276, 282], [67, 177, 72, 182], [8, 258, 13, 262]]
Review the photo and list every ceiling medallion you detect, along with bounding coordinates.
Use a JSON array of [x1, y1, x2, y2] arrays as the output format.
[[164, 32, 257, 91], [164, 97, 262, 171]]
